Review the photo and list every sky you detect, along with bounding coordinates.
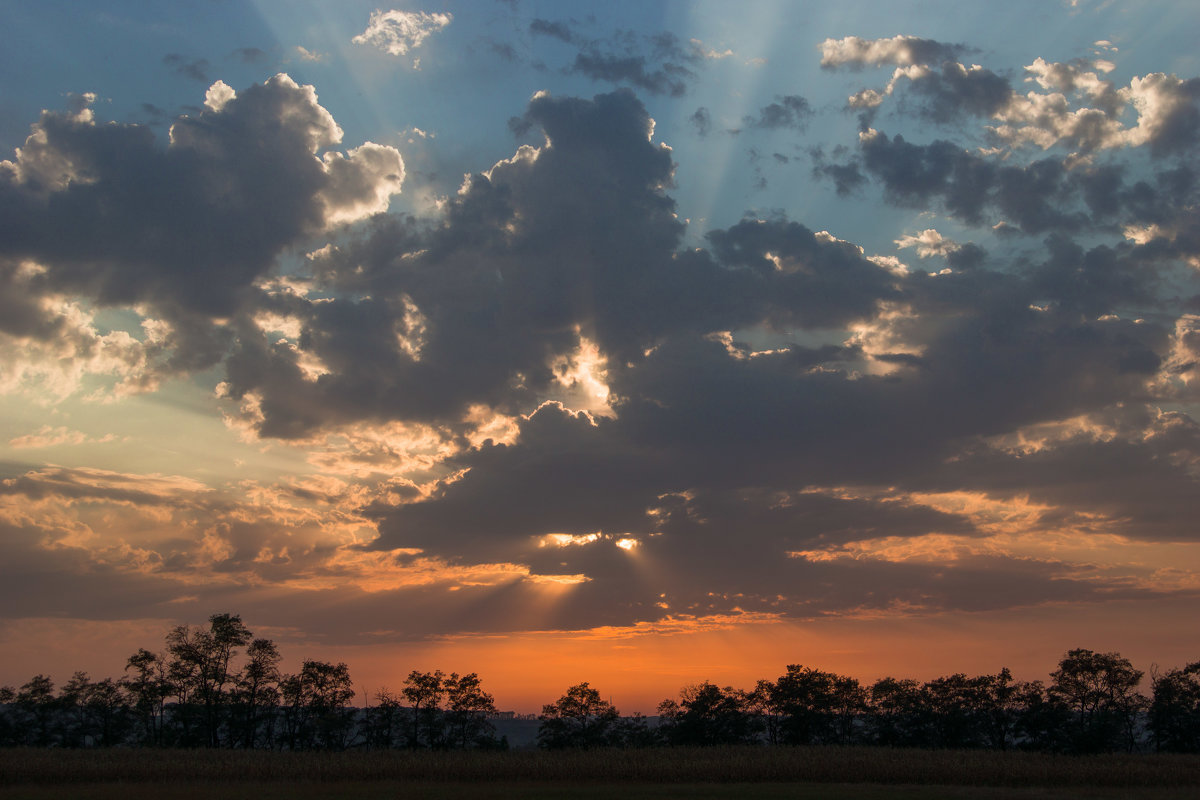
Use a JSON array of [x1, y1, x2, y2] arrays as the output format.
[[2, 0, 1200, 713]]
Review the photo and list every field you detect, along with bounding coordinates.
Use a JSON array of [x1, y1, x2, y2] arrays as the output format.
[[2, 747, 1199, 799]]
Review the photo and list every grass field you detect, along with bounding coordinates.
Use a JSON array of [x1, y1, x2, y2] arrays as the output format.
[[2, 747, 1198, 799], [2, 781, 1199, 800]]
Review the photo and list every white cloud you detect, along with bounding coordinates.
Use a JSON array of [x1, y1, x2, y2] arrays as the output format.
[[0, 300, 159, 402], [203, 80, 236, 112], [895, 229, 960, 258], [318, 142, 406, 226], [352, 9, 452, 57], [295, 46, 325, 63]]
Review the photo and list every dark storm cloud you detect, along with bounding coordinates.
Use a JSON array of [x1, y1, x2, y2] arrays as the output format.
[[690, 106, 712, 136]]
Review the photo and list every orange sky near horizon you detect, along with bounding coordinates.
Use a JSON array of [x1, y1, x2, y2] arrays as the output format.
[[3, 598, 1194, 715]]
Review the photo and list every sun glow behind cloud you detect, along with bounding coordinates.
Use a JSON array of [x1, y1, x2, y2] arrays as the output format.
[[2, 0, 1200, 709]]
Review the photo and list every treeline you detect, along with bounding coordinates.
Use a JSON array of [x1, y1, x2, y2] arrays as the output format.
[[0, 614, 500, 751], [2, 614, 1199, 754]]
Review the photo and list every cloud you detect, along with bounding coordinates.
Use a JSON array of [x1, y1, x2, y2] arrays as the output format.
[[830, 42, 1200, 159], [352, 9, 452, 57], [895, 229, 961, 259], [530, 19, 574, 44], [570, 52, 695, 97], [234, 47, 267, 64], [3, 34, 1199, 646], [819, 35, 967, 69], [294, 46, 325, 63], [528, 24, 708, 97], [0, 74, 403, 389], [744, 95, 812, 130], [163, 54, 210, 82], [8, 426, 116, 449]]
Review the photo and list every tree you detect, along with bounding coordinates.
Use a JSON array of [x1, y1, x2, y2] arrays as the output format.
[[973, 668, 1032, 751], [1149, 661, 1200, 753], [537, 683, 619, 749], [444, 672, 498, 749], [363, 688, 405, 749], [609, 712, 658, 748], [15, 674, 57, 747], [230, 638, 282, 749], [165, 612, 253, 747], [402, 670, 447, 749], [923, 673, 993, 749], [867, 677, 929, 747], [658, 682, 758, 746], [1049, 648, 1145, 753], [770, 665, 865, 745], [122, 648, 170, 746], [0, 685, 17, 746], [280, 660, 357, 750], [59, 671, 95, 747], [746, 679, 781, 746]]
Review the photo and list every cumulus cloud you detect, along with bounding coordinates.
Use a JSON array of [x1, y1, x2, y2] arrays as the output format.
[[896, 229, 961, 259], [352, 9, 452, 57], [3, 33, 1200, 646], [0, 74, 403, 391]]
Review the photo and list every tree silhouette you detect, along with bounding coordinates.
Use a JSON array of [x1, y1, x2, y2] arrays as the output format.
[[403, 670, 447, 748], [444, 672, 498, 749], [122, 648, 170, 746], [15, 675, 56, 747], [165, 612, 253, 747], [537, 683, 619, 749], [230, 638, 282, 748], [1049, 648, 1145, 753], [3, 611, 1196, 755], [867, 677, 929, 747], [658, 681, 758, 746], [768, 665, 866, 745], [1150, 661, 1200, 752], [280, 660, 356, 750]]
